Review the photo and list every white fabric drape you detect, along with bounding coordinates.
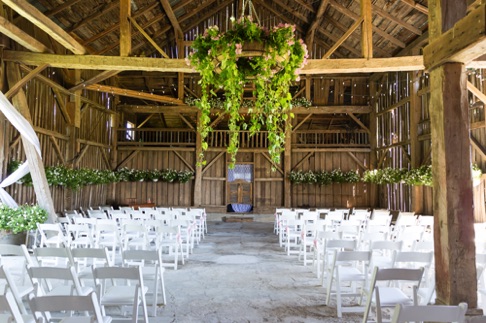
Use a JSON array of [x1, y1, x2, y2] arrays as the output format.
[[0, 91, 42, 207]]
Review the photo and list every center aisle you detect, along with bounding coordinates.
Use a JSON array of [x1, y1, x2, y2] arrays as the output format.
[[157, 221, 362, 322]]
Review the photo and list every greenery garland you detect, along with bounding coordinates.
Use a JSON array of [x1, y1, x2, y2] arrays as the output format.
[[188, 16, 308, 168], [289, 170, 360, 185], [7, 161, 194, 190]]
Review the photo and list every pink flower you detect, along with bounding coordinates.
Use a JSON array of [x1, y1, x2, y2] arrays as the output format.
[[235, 43, 242, 55]]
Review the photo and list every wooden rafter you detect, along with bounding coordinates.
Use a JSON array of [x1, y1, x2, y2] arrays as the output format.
[[81, 2, 160, 46], [323, 17, 363, 59], [304, 0, 329, 53], [43, 0, 83, 16], [400, 0, 429, 15], [49, 135, 66, 164], [347, 152, 367, 170], [0, 16, 52, 53], [68, 1, 119, 33], [292, 152, 314, 171], [348, 113, 370, 133], [2, 0, 86, 54], [84, 84, 184, 105], [52, 88, 72, 125], [69, 70, 121, 92], [467, 81, 486, 105], [159, 0, 183, 40], [329, 0, 406, 48], [181, 0, 232, 32], [173, 151, 194, 173], [373, 4, 422, 36], [129, 17, 170, 58]]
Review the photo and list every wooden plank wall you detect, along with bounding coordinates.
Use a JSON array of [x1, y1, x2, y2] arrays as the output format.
[[374, 72, 413, 212], [115, 149, 194, 207], [2, 68, 113, 213], [254, 152, 284, 212], [291, 151, 369, 209]]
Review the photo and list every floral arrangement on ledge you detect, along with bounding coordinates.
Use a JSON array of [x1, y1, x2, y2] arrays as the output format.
[[8, 161, 193, 190], [188, 16, 308, 168], [0, 204, 48, 234], [289, 170, 360, 185]]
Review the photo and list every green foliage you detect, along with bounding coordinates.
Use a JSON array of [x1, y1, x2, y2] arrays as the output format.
[[0, 204, 48, 234], [403, 165, 433, 187], [288, 169, 360, 185], [189, 16, 308, 168]]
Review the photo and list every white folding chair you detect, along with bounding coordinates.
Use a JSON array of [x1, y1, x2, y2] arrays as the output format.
[[122, 249, 166, 316], [362, 267, 424, 323], [390, 302, 467, 323], [33, 246, 74, 267], [312, 230, 342, 279], [87, 209, 108, 220], [27, 265, 92, 297], [0, 290, 34, 323], [66, 223, 95, 248], [370, 210, 392, 227], [325, 250, 371, 317], [28, 291, 112, 323], [71, 247, 112, 287], [93, 266, 149, 323], [0, 265, 34, 315], [0, 244, 34, 285], [121, 222, 149, 250], [320, 239, 358, 286], [37, 223, 68, 247], [95, 220, 120, 265], [156, 225, 184, 270], [369, 240, 404, 269]]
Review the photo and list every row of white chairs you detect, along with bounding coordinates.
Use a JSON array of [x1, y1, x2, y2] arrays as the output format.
[[38, 216, 201, 269], [0, 244, 167, 321]]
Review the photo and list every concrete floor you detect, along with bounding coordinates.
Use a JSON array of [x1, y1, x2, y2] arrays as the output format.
[[156, 220, 363, 323]]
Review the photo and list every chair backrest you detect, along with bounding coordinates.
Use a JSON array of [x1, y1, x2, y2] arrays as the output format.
[[28, 291, 107, 323], [0, 290, 26, 323], [391, 302, 467, 323], [27, 265, 86, 296], [0, 265, 33, 315], [37, 223, 67, 247], [33, 246, 74, 267], [372, 266, 424, 283], [87, 209, 108, 220], [395, 212, 418, 227], [71, 247, 112, 269], [122, 249, 163, 268], [326, 239, 357, 250]]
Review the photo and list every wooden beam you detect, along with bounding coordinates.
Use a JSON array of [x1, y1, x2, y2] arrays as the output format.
[[323, 17, 363, 59], [68, 1, 119, 33], [17, 64, 115, 114], [159, 0, 183, 41], [304, 0, 330, 55], [5, 64, 48, 99], [292, 152, 314, 171], [119, 0, 131, 56], [116, 151, 140, 169], [2, 50, 427, 74], [201, 152, 225, 175], [376, 97, 411, 116], [293, 114, 313, 131], [119, 104, 371, 114], [49, 135, 65, 164], [471, 135, 486, 159], [0, 16, 51, 53], [400, 0, 429, 15], [373, 4, 422, 36], [467, 81, 486, 105], [173, 151, 194, 173], [1, 0, 86, 54], [128, 17, 170, 58], [52, 88, 72, 125], [361, 0, 373, 58], [329, 0, 406, 48], [69, 70, 121, 92], [43, 0, 83, 17], [424, 4, 486, 70], [348, 113, 370, 133], [84, 84, 184, 105], [347, 152, 367, 170], [261, 152, 283, 175]]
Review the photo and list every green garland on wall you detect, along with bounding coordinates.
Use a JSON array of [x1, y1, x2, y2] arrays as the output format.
[[7, 162, 194, 190]]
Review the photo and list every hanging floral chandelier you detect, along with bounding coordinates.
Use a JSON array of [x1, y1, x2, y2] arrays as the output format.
[[188, 0, 308, 168]]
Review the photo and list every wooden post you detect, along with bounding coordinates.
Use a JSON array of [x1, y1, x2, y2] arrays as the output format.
[[119, 0, 131, 57], [283, 113, 292, 208], [6, 62, 57, 223], [368, 74, 379, 208], [193, 111, 202, 206], [361, 0, 373, 59], [409, 71, 423, 214], [428, 0, 478, 308]]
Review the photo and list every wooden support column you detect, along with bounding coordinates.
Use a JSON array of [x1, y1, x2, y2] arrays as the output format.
[[427, 0, 478, 308], [6, 62, 57, 223], [409, 71, 423, 213], [361, 0, 373, 58], [119, 0, 131, 57], [368, 75, 379, 207], [193, 111, 203, 206], [283, 115, 292, 208]]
